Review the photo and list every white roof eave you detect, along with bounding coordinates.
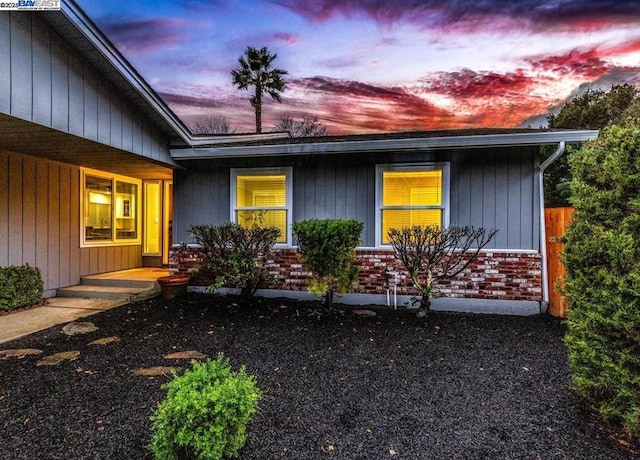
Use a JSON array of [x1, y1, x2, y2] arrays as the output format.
[[169, 130, 600, 160]]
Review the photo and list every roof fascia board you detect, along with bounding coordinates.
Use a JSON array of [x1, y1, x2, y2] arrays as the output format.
[[170, 130, 600, 160], [189, 132, 290, 146]]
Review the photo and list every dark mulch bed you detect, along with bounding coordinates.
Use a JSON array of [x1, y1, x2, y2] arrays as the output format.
[[0, 294, 637, 459]]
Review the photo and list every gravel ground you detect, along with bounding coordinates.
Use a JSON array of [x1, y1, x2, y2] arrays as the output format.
[[0, 294, 637, 460]]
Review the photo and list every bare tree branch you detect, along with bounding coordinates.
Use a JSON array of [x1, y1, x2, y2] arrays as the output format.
[[388, 225, 498, 314]]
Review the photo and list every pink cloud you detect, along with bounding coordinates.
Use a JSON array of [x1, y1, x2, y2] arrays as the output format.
[[272, 32, 302, 46], [423, 68, 534, 99], [527, 48, 612, 80]]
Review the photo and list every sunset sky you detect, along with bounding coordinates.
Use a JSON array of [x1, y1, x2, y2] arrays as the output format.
[[76, 0, 640, 135]]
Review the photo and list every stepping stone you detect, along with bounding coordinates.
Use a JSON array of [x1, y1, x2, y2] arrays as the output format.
[[163, 350, 208, 360], [88, 336, 120, 346], [133, 366, 181, 377], [354, 309, 377, 317], [0, 349, 43, 359], [62, 322, 98, 336], [37, 351, 80, 366]]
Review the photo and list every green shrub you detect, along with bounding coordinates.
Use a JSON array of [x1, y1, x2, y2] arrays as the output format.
[[292, 218, 363, 309], [0, 264, 44, 313], [563, 124, 640, 440], [149, 355, 262, 460], [190, 221, 280, 299]]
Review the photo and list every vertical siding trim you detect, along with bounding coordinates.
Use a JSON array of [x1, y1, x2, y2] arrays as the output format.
[[67, 52, 84, 136], [0, 13, 11, 114], [31, 18, 52, 127], [0, 152, 9, 266], [8, 154, 23, 265], [51, 30, 69, 132], [59, 166, 71, 287], [22, 156, 36, 265], [47, 164, 60, 289], [10, 12, 32, 121], [69, 169, 80, 285], [35, 159, 49, 281], [82, 66, 98, 141]]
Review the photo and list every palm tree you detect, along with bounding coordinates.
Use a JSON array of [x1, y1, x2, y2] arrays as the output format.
[[231, 46, 288, 133]]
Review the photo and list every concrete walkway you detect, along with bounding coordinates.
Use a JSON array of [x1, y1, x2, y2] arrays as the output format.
[[0, 268, 169, 344], [0, 297, 128, 344]]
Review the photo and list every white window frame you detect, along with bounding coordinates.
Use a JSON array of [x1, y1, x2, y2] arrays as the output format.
[[230, 167, 293, 245], [80, 168, 142, 247], [375, 163, 450, 247]]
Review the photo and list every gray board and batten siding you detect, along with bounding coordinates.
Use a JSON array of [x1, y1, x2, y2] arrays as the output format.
[[0, 12, 175, 179], [0, 150, 143, 296], [174, 146, 539, 251], [0, 11, 176, 295]]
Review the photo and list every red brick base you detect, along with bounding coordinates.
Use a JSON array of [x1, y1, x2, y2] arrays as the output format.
[[170, 246, 541, 302]]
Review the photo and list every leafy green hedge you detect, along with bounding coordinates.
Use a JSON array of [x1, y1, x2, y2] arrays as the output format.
[[563, 124, 640, 440], [292, 218, 363, 309], [149, 355, 261, 460], [0, 264, 44, 313]]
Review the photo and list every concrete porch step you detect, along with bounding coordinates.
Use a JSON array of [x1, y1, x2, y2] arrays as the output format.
[[56, 284, 157, 301], [80, 272, 161, 290], [80, 277, 158, 289]]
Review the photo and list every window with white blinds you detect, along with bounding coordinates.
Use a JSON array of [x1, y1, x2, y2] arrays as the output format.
[[377, 164, 449, 245], [231, 167, 292, 244]]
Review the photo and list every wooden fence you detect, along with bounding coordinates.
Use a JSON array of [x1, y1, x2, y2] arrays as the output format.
[[545, 207, 574, 317]]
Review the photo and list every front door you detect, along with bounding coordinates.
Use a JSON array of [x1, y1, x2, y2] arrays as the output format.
[[143, 180, 173, 265]]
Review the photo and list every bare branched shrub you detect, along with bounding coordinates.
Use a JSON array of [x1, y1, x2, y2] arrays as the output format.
[[388, 225, 497, 315]]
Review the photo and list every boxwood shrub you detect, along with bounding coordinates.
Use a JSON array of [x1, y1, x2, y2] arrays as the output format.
[[0, 264, 44, 313], [292, 218, 363, 310], [149, 354, 261, 460]]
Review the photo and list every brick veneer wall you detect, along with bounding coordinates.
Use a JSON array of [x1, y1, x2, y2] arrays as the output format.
[[170, 246, 542, 302]]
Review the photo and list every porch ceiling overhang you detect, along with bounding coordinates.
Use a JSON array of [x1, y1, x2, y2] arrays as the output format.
[[0, 114, 173, 180], [169, 129, 600, 160]]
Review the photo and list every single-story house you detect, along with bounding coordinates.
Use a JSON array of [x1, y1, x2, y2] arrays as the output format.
[[0, 1, 598, 314]]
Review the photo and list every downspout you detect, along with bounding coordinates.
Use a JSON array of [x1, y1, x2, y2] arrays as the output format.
[[538, 141, 565, 313]]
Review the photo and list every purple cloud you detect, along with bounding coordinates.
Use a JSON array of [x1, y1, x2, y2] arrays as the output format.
[[271, 0, 640, 32], [96, 17, 189, 54]]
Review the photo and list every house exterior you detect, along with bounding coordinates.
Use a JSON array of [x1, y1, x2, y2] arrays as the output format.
[[1, 1, 599, 314], [0, 4, 190, 296], [169, 131, 597, 315]]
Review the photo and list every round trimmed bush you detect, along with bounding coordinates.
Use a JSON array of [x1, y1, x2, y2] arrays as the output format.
[[149, 355, 261, 460]]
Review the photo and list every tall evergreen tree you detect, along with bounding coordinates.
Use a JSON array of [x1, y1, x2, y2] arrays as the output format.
[[231, 46, 287, 133], [563, 123, 640, 440], [544, 83, 640, 207]]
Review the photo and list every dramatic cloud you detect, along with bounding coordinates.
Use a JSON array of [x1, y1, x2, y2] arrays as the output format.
[[289, 77, 457, 132], [79, 0, 640, 134], [528, 49, 612, 80], [423, 68, 533, 99], [272, 0, 640, 32], [98, 17, 189, 54]]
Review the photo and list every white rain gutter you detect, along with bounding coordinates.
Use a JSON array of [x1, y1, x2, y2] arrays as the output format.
[[538, 141, 565, 312]]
